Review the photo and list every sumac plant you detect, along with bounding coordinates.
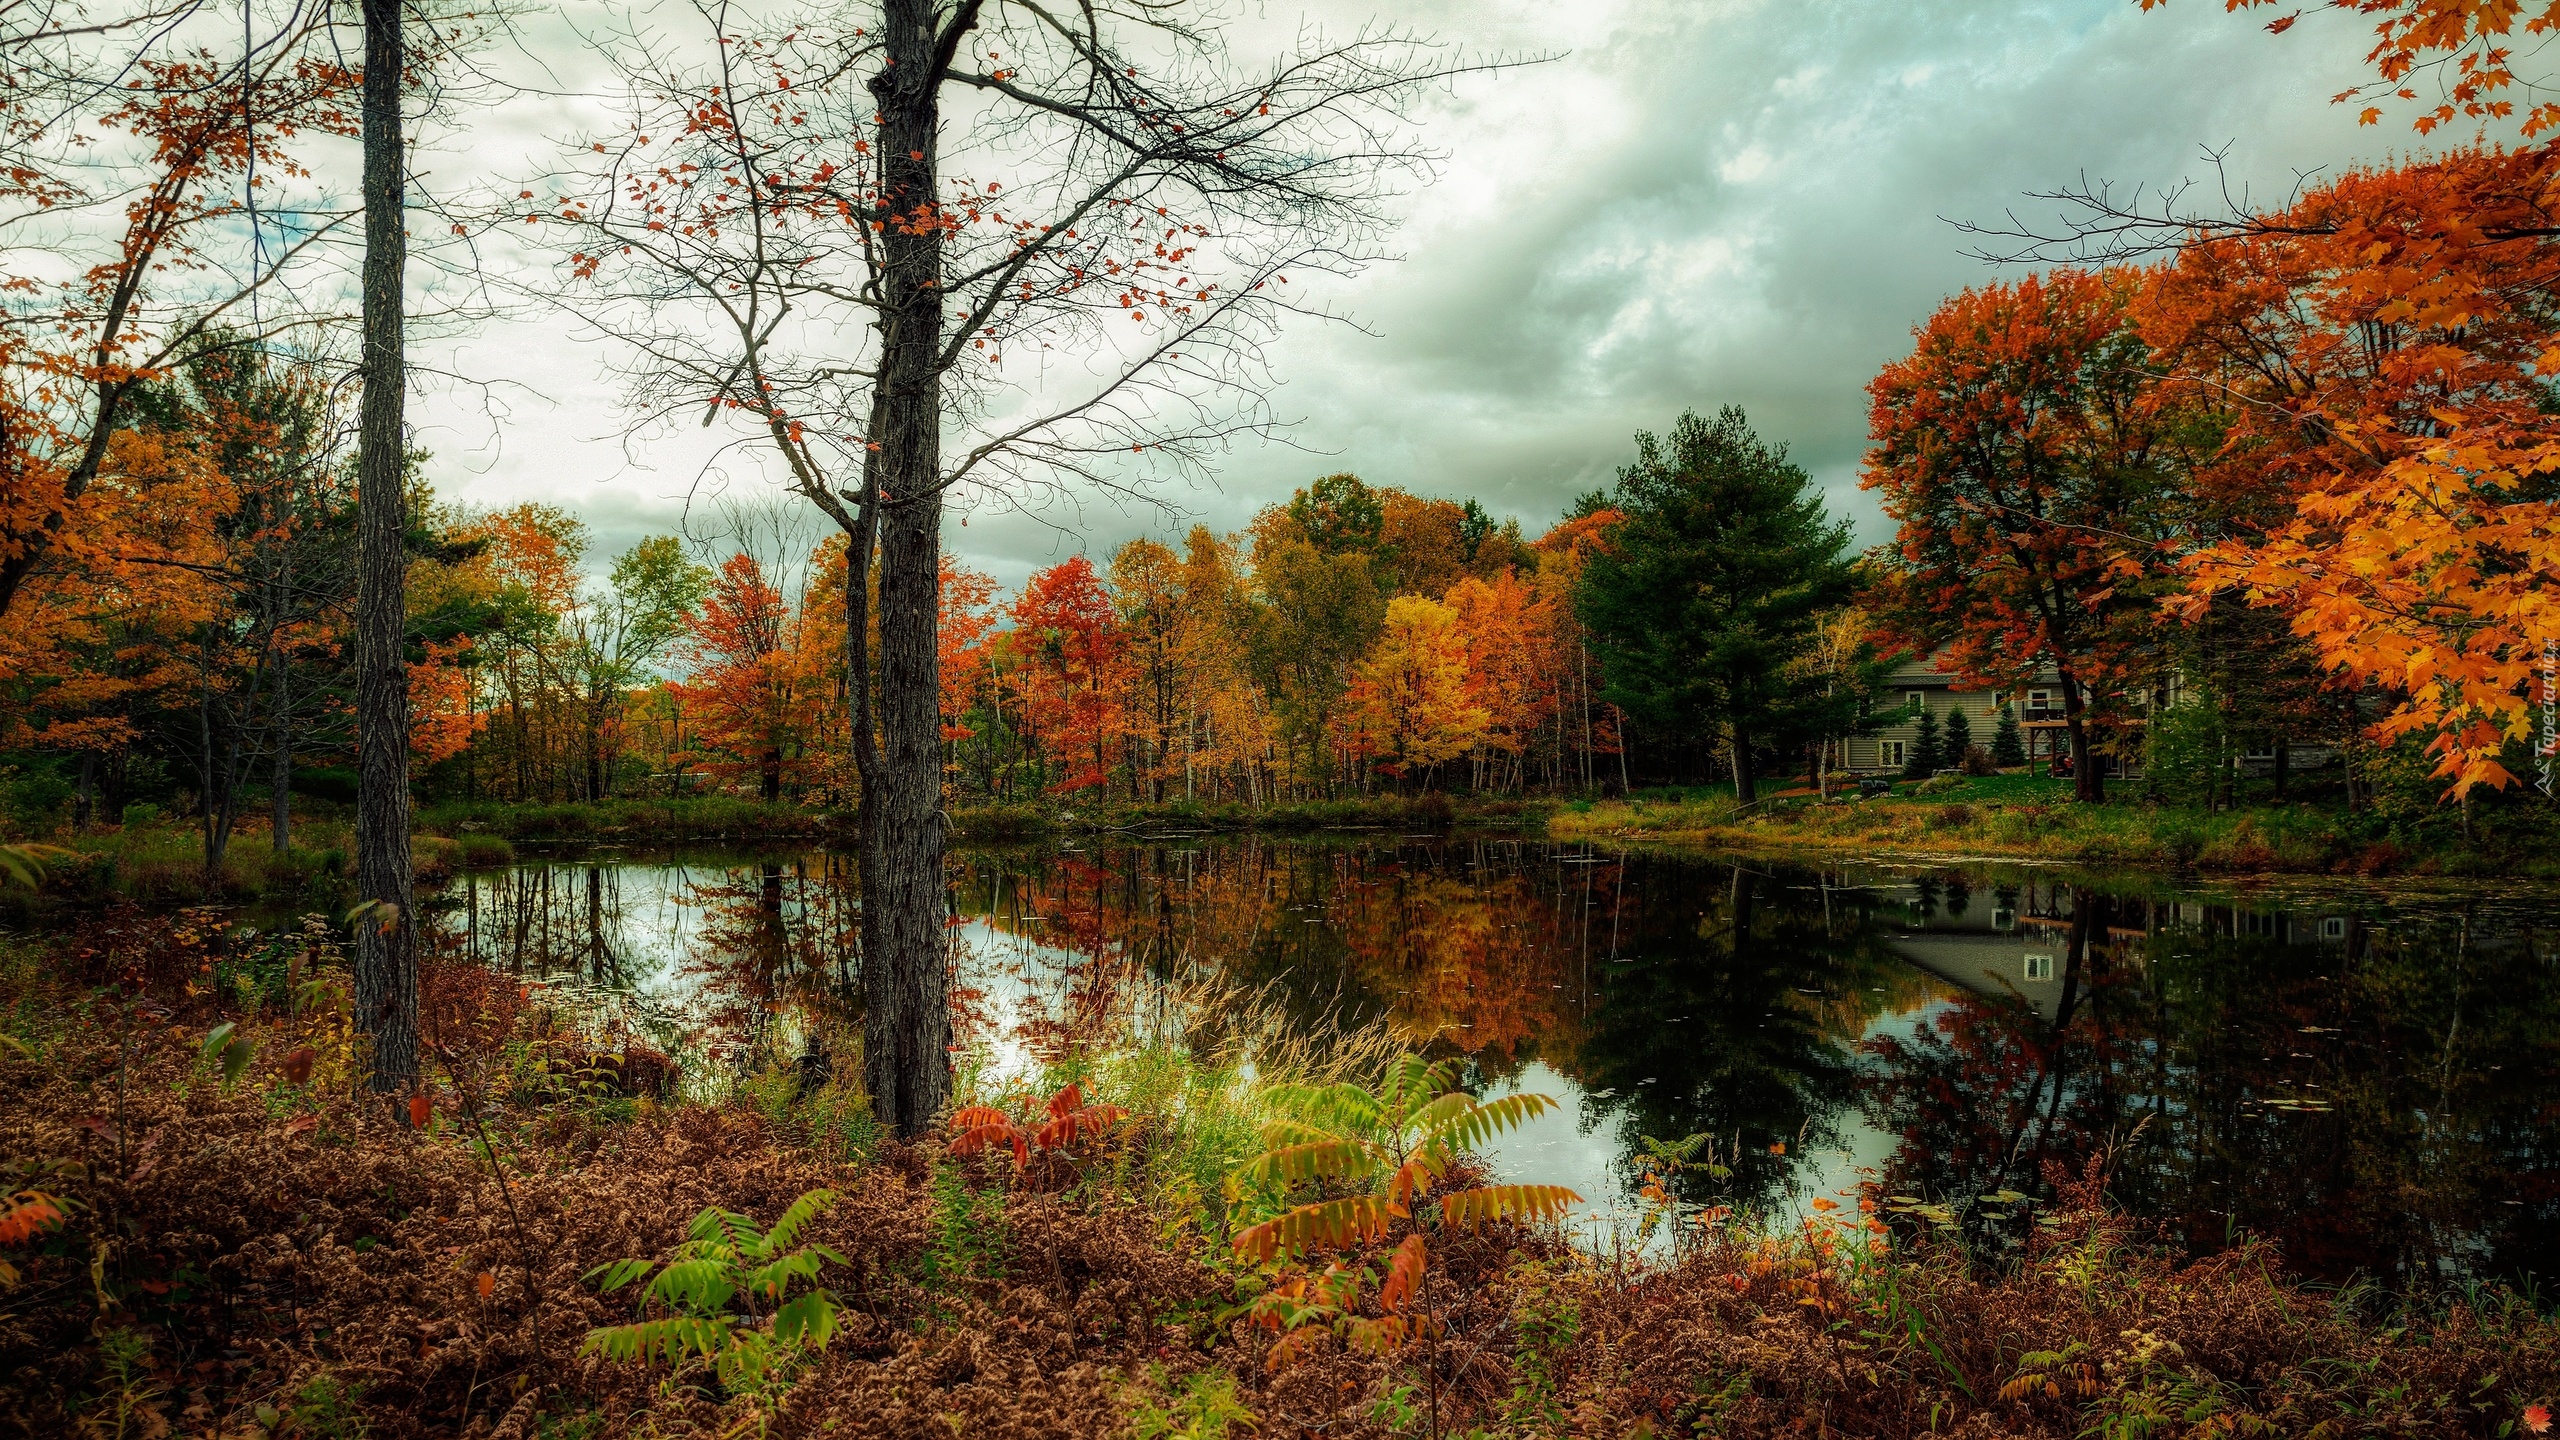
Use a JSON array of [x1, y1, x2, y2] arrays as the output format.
[[1231, 1057, 1578, 1366], [580, 1188, 846, 1389], [947, 1082, 1131, 1168]]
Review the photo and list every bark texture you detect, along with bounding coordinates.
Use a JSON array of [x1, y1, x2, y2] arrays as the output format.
[[854, 0, 962, 1137], [353, 0, 417, 1095]]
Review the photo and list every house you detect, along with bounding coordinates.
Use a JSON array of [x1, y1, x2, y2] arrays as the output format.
[[1841, 653, 2338, 780], [1842, 654, 2143, 778]]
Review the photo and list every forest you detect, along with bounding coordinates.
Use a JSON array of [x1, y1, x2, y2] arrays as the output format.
[[4, 0, 2560, 1438], [17, 164, 2560, 849]]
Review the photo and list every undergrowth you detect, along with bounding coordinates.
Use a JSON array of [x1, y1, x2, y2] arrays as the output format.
[[1, 907, 2555, 1439]]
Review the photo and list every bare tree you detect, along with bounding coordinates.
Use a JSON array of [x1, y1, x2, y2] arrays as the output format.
[[524, 0, 1509, 1133]]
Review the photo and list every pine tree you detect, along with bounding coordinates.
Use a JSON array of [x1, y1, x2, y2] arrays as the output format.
[[1992, 705, 2026, 767], [1577, 407, 1861, 805], [1942, 704, 1974, 768], [1903, 707, 1942, 780]]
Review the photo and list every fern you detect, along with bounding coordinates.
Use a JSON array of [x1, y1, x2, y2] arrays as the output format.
[[579, 1188, 846, 1390], [1127, 1366, 1257, 1440]]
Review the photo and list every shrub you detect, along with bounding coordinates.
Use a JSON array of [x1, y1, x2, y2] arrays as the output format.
[[580, 1189, 848, 1391], [1942, 705, 1975, 764]]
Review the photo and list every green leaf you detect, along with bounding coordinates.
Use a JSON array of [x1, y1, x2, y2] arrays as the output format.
[[1240, 1139, 1381, 1187], [770, 1289, 842, 1350], [584, 1257, 657, 1293], [763, 1187, 838, 1253], [645, 1258, 739, 1317], [1430, 1092, 1559, 1155], [0, 843, 70, 891]]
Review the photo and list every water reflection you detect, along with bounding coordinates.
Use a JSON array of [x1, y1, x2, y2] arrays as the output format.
[[444, 851, 859, 1070], [440, 838, 2558, 1291]]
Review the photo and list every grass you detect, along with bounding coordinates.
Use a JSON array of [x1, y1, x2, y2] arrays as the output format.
[[1550, 773, 2560, 877], [0, 816, 528, 916], [955, 791, 1551, 839], [421, 792, 1501, 846]]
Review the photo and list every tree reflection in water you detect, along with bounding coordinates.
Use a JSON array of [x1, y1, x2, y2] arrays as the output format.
[[452, 840, 2558, 1291], [444, 852, 861, 1074]]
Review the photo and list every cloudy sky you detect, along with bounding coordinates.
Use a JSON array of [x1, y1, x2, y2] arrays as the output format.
[[403, 0, 2388, 590]]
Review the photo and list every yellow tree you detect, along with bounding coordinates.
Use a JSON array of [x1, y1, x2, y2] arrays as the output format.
[[1110, 537, 1190, 802], [1172, 526, 1276, 803], [1443, 570, 1555, 793], [1348, 596, 1488, 787]]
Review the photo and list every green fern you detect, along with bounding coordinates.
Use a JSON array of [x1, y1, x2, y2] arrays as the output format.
[[579, 1188, 846, 1390]]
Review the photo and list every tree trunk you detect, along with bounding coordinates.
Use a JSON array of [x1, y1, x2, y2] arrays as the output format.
[[2060, 673, 2104, 803], [856, 0, 959, 1137], [1730, 723, 1757, 806], [353, 0, 418, 1097], [271, 631, 293, 852]]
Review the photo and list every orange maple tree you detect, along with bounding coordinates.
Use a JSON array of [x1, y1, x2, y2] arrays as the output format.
[[1007, 556, 1127, 796], [2143, 146, 2560, 794], [2141, 0, 2560, 796], [675, 554, 807, 802]]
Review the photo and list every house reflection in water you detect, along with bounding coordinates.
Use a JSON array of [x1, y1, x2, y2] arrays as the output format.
[[1870, 875, 2354, 1024]]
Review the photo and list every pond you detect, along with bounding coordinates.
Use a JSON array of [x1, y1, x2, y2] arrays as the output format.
[[435, 835, 2560, 1293]]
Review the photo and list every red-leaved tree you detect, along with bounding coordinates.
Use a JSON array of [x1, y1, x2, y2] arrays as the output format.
[[1863, 269, 2177, 801]]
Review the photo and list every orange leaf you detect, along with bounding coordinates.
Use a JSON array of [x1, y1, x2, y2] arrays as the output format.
[[1379, 1232, 1426, 1314]]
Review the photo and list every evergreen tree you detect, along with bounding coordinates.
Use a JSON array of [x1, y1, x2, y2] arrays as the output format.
[[1942, 704, 1974, 767], [1577, 407, 1860, 805], [1903, 707, 1942, 780], [1992, 705, 2027, 767]]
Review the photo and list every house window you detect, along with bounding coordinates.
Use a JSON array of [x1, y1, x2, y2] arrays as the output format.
[[1991, 691, 2007, 710], [2022, 954, 2055, 982], [1991, 908, 2016, 932], [2028, 689, 2052, 711], [1905, 690, 1927, 714], [1881, 739, 1907, 769]]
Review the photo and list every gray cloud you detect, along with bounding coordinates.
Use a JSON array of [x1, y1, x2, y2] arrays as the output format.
[[405, 0, 2393, 589]]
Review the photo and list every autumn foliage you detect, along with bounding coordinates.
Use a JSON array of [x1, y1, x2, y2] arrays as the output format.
[[1871, 153, 2560, 800]]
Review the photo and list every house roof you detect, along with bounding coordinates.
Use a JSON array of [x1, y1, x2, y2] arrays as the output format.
[[1887, 650, 2065, 688]]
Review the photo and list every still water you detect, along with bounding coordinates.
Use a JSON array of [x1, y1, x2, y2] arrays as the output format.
[[438, 836, 2559, 1292]]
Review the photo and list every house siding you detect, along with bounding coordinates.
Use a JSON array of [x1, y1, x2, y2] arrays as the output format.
[[1847, 657, 2077, 775]]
